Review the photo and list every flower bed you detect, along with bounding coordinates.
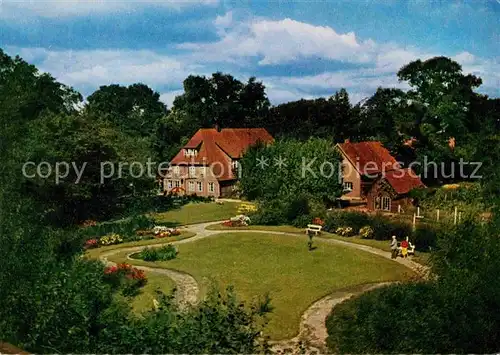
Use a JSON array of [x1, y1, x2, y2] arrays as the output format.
[[84, 238, 99, 249], [222, 215, 251, 227], [99, 233, 123, 246], [104, 263, 147, 296], [335, 226, 355, 237]]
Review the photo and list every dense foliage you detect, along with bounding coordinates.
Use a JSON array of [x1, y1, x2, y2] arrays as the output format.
[[137, 244, 178, 261], [323, 210, 437, 250], [1, 46, 499, 353], [239, 138, 342, 225], [326, 217, 500, 353], [0, 49, 270, 354]]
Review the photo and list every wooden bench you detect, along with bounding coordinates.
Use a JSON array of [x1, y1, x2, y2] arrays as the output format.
[[306, 224, 322, 235]]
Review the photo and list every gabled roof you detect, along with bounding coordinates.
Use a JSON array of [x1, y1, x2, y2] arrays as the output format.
[[170, 128, 274, 181], [383, 169, 425, 195], [337, 141, 398, 175]]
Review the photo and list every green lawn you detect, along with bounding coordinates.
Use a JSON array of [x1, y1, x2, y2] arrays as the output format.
[[206, 223, 430, 264], [152, 202, 240, 226], [110, 232, 413, 340], [129, 272, 176, 314]]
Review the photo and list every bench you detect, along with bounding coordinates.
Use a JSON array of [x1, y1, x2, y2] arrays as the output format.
[[306, 224, 322, 235]]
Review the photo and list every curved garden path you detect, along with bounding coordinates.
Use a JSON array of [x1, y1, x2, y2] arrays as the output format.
[[99, 221, 430, 352]]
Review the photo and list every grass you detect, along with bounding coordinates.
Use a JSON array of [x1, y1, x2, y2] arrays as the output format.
[[129, 272, 176, 314], [109, 232, 413, 340], [152, 201, 240, 226], [206, 223, 431, 264], [85, 232, 196, 259]]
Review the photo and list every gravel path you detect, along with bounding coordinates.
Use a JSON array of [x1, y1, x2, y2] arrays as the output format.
[[99, 221, 430, 351]]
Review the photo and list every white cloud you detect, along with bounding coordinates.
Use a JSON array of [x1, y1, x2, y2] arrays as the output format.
[[0, 0, 218, 18], [5, 47, 206, 96], [179, 17, 378, 65]]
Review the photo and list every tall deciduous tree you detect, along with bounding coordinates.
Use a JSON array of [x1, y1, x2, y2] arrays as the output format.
[[86, 83, 168, 138], [171, 72, 270, 129]]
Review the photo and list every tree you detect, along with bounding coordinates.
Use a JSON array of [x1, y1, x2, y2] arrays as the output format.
[[396, 57, 482, 163], [0, 48, 82, 153], [239, 138, 343, 206], [171, 72, 270, 129], [267, 89, 358, 141], [86, 83, 168, 139], [21, 111, 154, 225]]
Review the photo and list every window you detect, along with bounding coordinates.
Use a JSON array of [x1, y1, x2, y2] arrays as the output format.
[[184, 149, 198, 157], [208, 182, 215, 193], [188, 181, 195, 192], [167, 180, 173, 189], [189, 166, 196, 177], [343, 182, 353, 191], [173, 166, 180, 175], [197, 181, 203, 192], [382, 196, 391, 211], [174, 180, 180, 188], [200, 166, 206, 177]]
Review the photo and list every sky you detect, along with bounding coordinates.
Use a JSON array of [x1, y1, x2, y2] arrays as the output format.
[[1, 0, 499, 107]]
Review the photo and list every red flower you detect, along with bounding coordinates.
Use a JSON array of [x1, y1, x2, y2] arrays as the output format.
[[312, 217, 325, 226], [84, 238, 99, 249]]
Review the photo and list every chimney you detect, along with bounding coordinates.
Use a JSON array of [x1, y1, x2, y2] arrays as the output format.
[[215, 122, 221, 132], [344, 138, 350, 143]]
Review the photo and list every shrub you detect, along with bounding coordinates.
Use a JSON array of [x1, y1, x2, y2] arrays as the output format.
[[324, 211, 371, 233], [251, 200, 287, 225], [104, 263, 147, 296], [413, 223, 438, 251], [335, 226, 354, 237], [359, 226, 374, 239], [99, 233, 123, 246], [292, 214, 314, 228], [368, 214, 412, 240], [84, 238, 99, 249], [326, 219, 500, 354], [138, 245, 178, 262], [324, 211, 412, 240]]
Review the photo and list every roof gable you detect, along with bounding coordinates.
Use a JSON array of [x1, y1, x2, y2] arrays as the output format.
[[170, 128, 274, 180], [337, 141, 398, 175]]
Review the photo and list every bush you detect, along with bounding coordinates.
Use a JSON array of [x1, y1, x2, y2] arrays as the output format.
[[138, 245, 178, 262], [285, 196, 310, 222], [80, 215, 155, 241], [413, 223, 438, 251], [359, 226, 374, 239], [251, 200, 288, 225], [292, 214, 314, 228], [370, 214, 412, 240], [326, 219, 500, 354], [335, 226, 355, 237], [324, 211, 411, 240], [103, 263, 147, 297], [324, 211, 372, 233], [99, 233, 123, 246]]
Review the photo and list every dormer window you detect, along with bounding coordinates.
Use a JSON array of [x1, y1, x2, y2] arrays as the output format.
[[184, 148, 198, 157]]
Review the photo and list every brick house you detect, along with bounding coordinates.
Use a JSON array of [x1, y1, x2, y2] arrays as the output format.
[[161, 128, 273, 198], [336, 140, 425, 212]]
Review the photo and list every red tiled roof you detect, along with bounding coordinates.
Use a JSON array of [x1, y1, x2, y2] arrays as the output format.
[[170, 128, 273, 181], [384, 169, 425, 195], [338, 141, 398, 175]]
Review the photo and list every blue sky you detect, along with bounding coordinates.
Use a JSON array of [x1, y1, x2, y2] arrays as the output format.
[[1, 0, 498, 106]]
